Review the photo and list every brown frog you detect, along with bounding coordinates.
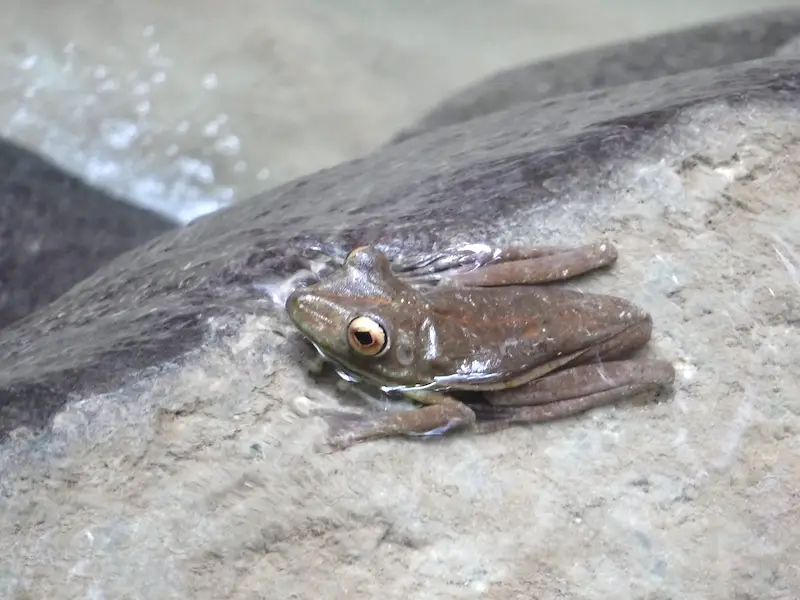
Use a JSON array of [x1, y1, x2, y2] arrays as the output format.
[[285, 241, 675, 449]]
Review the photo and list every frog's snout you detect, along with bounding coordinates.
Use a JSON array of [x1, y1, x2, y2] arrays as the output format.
[[285, 288, 316, 327], [284, 288, 344, 341], [284, 289, 301, 320]]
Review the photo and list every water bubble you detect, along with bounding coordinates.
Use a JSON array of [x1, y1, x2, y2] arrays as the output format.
[[216, 187, 235, 202], [101, 119, 139, 150], [18, 55, 38, 70], [202, 73, 218, 90], [135, 100, 150, 115], [202, 114, 229, 137], [9, 107, 32, 127], [214, 135, 241, 155], [23, 84, 41, 99], [178, 157, 214, 184], [203, 121, 221, 137], [85, 157, 122, 180], [97, 79, 120, 93]]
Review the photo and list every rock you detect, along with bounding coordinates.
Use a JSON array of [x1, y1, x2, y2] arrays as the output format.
[[392, 8, 800, 142], [775, 34, 800, 58], [1, 54, 799, 600], [0, 139, 177, 332]]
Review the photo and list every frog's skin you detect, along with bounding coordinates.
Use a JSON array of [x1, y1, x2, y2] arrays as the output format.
[[285, 241, 676, 449]]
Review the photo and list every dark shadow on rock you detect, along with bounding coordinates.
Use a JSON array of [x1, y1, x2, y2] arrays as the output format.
[[0, 139, 177, 332], [775, 34, 800, 58], [392, 8, 800, 143], [1, 55, 799, 439]]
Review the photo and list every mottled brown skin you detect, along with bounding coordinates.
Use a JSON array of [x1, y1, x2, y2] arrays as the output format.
[[286, 241, 675, 449]]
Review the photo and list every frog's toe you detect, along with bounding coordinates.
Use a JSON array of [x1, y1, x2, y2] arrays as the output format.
[[312, 408, 370, 447], [406, 422, 462, 437]]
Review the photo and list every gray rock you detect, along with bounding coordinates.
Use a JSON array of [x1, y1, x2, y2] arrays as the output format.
[[0, 140, 177, 332], [393, 8, 800, 142], [775, 33, 800, 57], [1, 54, 799, 600]]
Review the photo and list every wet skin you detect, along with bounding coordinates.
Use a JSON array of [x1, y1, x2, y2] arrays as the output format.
[[285, 241, 675, 449]]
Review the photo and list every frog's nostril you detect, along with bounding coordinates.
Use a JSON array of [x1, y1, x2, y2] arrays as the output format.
[[285, 292, 309, 316]]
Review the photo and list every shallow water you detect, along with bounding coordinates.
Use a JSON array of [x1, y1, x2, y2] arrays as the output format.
[[0, 0, 787, 222]]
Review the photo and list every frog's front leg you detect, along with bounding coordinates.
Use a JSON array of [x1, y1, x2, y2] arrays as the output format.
[[478, 359, 675, 428], [319, 390, 476, 450]]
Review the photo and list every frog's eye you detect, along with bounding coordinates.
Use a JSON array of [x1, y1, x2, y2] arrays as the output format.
[[347, 316, 388, 356]]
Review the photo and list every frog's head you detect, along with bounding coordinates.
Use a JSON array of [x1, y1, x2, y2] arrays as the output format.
[[286, 246, 433, 388]]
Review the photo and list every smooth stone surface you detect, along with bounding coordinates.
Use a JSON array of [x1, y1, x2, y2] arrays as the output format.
[[0, 139, 176, 332], [392, 8, 800, 142], [1, 54, 799, 598]]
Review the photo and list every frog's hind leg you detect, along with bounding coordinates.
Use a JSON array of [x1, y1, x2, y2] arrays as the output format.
[[477, 359, 675, 430], [442, 240, 618, 288]]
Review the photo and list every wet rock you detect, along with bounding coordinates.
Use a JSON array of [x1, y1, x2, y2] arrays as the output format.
[[392, 8, 800, 142], [0, 139, 176, 331], [775, 34, 800, 58]]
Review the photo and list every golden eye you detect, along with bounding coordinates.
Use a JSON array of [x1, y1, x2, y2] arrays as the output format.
[[347, 316, 387, 356]]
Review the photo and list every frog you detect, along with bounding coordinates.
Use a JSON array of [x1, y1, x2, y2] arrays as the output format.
[[285, 240, 676, 449]]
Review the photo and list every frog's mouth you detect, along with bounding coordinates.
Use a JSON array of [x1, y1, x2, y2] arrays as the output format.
[[308, 340, 440, 396], [309, 341, 362, 384], [307, 340, 369, 385]]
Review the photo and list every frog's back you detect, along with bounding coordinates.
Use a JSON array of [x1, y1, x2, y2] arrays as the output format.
[[422, 285, 649, 385]]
